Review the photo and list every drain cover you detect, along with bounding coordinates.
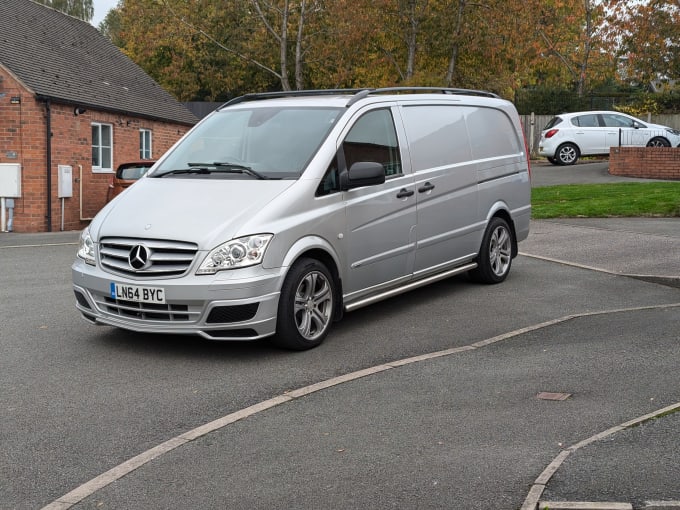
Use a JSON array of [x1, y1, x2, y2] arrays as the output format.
[[537, 392, 572, 401]]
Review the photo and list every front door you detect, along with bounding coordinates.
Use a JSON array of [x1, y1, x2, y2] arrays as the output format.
[[340, 107, 417, 301]]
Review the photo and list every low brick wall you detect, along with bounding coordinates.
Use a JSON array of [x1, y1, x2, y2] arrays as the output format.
[[609, 147, 680, 180]]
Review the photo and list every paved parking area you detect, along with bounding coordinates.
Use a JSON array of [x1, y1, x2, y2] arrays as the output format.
[[2, 163, 679, 509]]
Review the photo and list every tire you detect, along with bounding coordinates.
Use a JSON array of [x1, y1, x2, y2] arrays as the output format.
[[555, 143, 579, 165], [646, 137, 671, 148], [547, 156, 558, 165], [469, 217, 514, 284], [273, 258, 335, 350]]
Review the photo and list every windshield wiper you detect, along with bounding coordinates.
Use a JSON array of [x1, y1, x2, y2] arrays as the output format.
[[154, 167, 211, 177], [187, 161, 270, 180]]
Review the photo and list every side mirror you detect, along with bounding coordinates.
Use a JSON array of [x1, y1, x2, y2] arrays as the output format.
[[340, 161, 386, 191]]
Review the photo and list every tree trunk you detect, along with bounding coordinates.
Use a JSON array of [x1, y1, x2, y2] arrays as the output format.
[[406, 0, 417, 80], [280, 0, 291, 91], [295, 0, 307, 90], [577, 0, 593, 97], [446, 0, 466, 86]]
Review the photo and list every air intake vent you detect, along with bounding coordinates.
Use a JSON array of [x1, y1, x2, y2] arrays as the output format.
[[206, 304, 259, 323]]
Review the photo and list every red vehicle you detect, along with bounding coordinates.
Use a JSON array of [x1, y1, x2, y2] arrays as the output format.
[[107, 161, 155, 202]]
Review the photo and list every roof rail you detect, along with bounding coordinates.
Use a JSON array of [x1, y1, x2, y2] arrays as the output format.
[[220, 89, 365, 108], [219, 87, 499, 109], [345, 87, 500, 106]]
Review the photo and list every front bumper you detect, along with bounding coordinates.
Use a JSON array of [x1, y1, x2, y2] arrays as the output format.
[[72, 258, 285, 341]]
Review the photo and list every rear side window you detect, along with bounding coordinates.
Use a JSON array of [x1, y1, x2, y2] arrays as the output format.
[[400, 105, 473, 170], [466, 107, 523, 159], [401, 105, 522, 166], [572, 114, 599, 127]]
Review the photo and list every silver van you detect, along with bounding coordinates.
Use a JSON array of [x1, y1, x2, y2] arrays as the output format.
[[73, 88, 531, 350]]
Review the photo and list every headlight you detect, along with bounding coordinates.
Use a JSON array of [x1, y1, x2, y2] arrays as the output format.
[[77, 227, 95, 265], [197, 234, 273, 274], [666, 128, 680, 136]]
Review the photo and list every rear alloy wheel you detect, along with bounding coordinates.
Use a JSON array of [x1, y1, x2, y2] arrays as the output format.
[[469, 217, 514, 284], [555, 143, 579, 165], [647, 137, 671, 148], [274, 258, 335, 350]]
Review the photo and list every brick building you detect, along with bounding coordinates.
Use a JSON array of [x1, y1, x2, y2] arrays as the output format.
[[0, 0, 198, 233]]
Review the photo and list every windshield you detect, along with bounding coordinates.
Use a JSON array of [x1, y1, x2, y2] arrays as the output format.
[[152, 106, 343, 179]]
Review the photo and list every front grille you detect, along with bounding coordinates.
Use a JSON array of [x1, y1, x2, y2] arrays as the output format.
[[101, 295, 199, 322], [99, 238, 198, 278]]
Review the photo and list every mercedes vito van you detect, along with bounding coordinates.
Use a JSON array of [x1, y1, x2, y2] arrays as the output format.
[[73, 88, 531, 350]]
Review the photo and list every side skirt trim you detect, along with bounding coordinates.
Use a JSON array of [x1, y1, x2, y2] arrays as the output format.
[[344, 262, 477, 312]]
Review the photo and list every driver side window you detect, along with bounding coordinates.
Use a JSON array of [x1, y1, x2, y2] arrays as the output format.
[[601, 114, 636, 128], [316, 109, 402, 197], [343, 109, 402, 178]]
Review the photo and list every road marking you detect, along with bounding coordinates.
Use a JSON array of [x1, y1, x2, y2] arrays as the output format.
[[520, 252, 619, 275], [42, 302, 680, 510], [520, 252, 680, 286], [520, 401, 680, 510]]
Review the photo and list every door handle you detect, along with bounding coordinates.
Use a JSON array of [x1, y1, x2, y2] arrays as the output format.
[[396, 188, 414, 199], [418, 182, 435, 193]]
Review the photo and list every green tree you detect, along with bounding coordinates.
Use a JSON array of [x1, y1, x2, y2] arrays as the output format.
[[99, 5, 121, 42]]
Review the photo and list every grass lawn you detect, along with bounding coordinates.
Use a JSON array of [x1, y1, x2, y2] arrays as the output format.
[[531, 182, 680, 219]]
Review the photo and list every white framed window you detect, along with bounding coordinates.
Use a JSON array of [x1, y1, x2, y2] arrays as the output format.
[[92, 123, 113, 172], [140, 129, 152, 159]]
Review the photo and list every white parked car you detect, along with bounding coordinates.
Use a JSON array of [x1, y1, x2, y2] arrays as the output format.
[[539, 110, 680, 165]]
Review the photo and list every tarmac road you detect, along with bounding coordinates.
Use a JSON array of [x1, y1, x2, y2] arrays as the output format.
[[529, 159, 674, 186], [1, 161, 679, 510]]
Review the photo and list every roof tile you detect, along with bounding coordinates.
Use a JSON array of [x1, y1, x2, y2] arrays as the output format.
[[0, 0, 198, 125]]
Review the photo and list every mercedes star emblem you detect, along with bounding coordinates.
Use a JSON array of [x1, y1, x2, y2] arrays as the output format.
[[129, 244, 150, 270]]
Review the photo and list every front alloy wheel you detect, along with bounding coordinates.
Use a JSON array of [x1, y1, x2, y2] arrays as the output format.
[[647, 137, 671, 148], [274, 258, 335, 350]]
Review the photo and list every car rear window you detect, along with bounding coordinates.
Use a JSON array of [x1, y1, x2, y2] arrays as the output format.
[[118, 165, 151, 180], [544, 116, 563, 129]]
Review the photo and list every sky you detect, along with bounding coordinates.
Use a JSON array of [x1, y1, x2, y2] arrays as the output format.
[[91, 0, 118, 26]]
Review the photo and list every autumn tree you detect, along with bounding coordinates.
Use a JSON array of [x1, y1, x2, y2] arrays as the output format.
[[105, 0, 637, 102], [604, 0, 680, 88], [250, 0, 324, 91], [530, 0, 612, 96]]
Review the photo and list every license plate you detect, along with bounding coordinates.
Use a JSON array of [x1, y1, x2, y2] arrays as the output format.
[[110, 283, 165, 304]]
